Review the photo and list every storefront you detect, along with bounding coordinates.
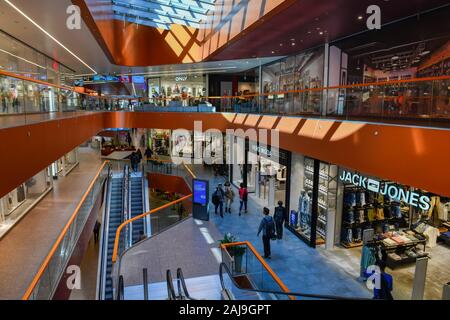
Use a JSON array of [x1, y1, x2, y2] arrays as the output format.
[[230, 137, 290, 209], [51, 148, 79, 178], [337, 168, 449, 269], [148, 75, 207, 107], [0, 167, 53, 238], [148, 129, 171, 156], [287, 153, 339, 248]]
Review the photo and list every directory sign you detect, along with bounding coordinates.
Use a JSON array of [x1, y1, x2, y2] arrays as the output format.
[[193, 179, 208, 206]]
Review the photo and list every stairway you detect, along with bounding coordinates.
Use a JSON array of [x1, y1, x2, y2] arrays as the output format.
[[104, 177, 123, 300], [130, 176, 145, 243]]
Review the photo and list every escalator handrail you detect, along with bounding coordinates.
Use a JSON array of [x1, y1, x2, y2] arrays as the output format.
[[166, 270, 177, 300], [96, 164, 112, 300], [176, 268, 197, 300], [117, 275, 124, 300], [219, 263, 368, 300]]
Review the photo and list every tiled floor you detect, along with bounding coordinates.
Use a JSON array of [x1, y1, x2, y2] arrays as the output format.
[[188, 166, 373, 299], [0, 146, 103, 299]]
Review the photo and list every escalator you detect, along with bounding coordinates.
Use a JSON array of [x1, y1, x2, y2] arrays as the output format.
[[97, 166, 129, 300], [130, 175, 145, 243], [104, 177, 124, 300]]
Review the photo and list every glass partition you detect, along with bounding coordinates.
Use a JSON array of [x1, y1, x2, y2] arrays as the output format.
[[23, 162, 110, 300]]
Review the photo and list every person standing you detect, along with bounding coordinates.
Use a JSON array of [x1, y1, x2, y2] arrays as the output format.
[[224, 182, 235, 214], [130, 152, 139, 172], [257, 207, 276, 259], [274, 201, 288, 240], [127, 131, 133, 147], [93, 220, 101, 245], [373, 260, 394, 300], [238, 183, 248, 216], [145, 146, 153, 162], [212, 184, 225, 218]]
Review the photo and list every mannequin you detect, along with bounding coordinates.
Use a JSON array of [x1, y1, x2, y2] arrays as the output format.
[[298, 190, 311, 229]]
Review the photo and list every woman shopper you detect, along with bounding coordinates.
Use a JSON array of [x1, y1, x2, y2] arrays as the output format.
[[224, 182, 235, 214], [238, 183, 248, 216]]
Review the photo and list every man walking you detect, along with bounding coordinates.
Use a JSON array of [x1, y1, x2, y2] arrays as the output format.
[[212, 184, 225, 218], [257, 207, 276, 259], [274, 201, 288, 240], [224, 182, 235, 214]]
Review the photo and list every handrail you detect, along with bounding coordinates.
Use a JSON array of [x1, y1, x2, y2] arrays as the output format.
[[166, 270, 177, 300], [117, 275, 124, 301], [111, 194, 193, 263], [138, 75, 450, 100], [219, 263, 368, 300], [22, 161, 110, 300], [177, 268, 196, 300], [96, 165, 113, 300], [220, 241, 292, 299]]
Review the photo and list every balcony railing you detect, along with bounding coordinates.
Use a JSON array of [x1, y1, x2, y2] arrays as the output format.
[[2, 69, 449, 128]]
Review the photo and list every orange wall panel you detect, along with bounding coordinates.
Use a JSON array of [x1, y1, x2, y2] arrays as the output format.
[[1, 112, 449, 199]]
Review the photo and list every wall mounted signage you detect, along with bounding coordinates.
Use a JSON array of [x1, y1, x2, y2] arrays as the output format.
[[339, 170, 431, 210]]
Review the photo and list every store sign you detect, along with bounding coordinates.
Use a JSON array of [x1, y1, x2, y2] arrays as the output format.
[[251, 144, 280, 159], [339, 170, 431, 210], [175, 75, 188, 82]]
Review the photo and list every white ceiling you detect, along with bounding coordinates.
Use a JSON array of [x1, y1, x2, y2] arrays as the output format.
[[0, 0, 282, 77]]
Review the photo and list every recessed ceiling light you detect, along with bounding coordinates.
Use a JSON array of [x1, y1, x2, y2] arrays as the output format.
[[279, 43, 283, 47], [271, 51, 275, 54], [391, 56, 399, 60], [358, 16, 363, 20], [291, 43, 296, 46], [290, 38, 295, 41], [319, 31, 324, 35], [420, 51, 430, 56]]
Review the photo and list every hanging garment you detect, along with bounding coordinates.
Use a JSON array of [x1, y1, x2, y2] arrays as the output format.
[[367, 207, 376, 222], [360, 246, 377, 278], [422, 225, 440, 248], [427, 196, 440, 218]]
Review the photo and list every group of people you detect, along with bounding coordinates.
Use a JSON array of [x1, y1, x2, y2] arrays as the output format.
[[211, 181, 289, 260], [129, 149, 142, 172], [212, 182, 248, 218]]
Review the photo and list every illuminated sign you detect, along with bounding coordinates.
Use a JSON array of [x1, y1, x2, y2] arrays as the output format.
[[175, 75, 188, 82], [339, 170, 431, 210], [193, 179, 208, 206]]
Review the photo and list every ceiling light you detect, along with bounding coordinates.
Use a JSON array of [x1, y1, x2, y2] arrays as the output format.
[[0, 48, 46, 69], [391, 56, 399, 60], [291, 43, 296, 46], [358, 16, 363, 20], [319, 31, 324, 35], [420, 51, 430, 56], [279, 43, 283, 47], [271, 51, 275, 54], [290, 38, 295, 41], [3, 0, 97, 74]]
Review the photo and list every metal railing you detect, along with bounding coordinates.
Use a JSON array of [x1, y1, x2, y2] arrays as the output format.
[[2, 69, 449, 128], [96, 165, 113, 300], [22, 161, 110, 300], [219, 263, 367, 301]]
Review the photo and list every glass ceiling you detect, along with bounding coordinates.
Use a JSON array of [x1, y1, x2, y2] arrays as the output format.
[[110, 0, 216, 30]]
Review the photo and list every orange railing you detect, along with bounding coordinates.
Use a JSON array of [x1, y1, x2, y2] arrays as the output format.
[[22, 161, 110, 300], [221, 241, 294, 300], [111, 194, 192, 263]]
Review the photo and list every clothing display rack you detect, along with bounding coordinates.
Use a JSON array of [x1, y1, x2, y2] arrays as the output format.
[[341, 182, 409, 248]]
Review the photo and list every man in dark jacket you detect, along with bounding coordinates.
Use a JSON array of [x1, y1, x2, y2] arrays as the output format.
[[274, 201, 288, 240], [257, 207, 275, 259], [212, 184, 225, 218]]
